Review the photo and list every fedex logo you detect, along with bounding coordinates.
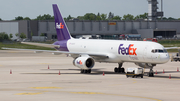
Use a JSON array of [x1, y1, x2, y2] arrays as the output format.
[[118, 44, 137, 55], [77, 60, 82, 65], [56, 23, 64, 29]]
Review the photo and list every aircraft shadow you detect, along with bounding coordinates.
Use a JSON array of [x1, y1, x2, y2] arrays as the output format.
[[21, 69, 180, 79]]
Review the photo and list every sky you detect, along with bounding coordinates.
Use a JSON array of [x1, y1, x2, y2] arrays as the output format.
[[0, 0, 180, 20]]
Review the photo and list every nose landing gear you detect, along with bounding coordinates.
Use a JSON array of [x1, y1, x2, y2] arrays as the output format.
[[148, 67, 154, 77]]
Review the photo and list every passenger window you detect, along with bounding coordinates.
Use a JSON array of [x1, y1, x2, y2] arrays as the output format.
[[155, 49, 158, 53], [151, 50, 155, 53]]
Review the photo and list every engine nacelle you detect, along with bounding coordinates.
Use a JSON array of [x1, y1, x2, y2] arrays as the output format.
[[135, 63, 156, 68], [73, 56, 95, 69]]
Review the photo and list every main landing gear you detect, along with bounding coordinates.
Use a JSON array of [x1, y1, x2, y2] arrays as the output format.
[[81, 69, 91, 74], [114, 63, 125, 73], [148, 67, 154, 77]]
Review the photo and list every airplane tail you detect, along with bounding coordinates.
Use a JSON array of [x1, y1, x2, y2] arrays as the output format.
[[52, 4, 71, 41]]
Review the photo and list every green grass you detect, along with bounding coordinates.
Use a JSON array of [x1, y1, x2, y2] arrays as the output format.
[[0, 42, 55, 50]]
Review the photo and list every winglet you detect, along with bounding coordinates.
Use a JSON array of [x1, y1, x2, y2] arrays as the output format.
[[52, 4, 71, 41]]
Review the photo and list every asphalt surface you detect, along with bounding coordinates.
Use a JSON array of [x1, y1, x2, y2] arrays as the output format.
[[0, 50, 180, 101]]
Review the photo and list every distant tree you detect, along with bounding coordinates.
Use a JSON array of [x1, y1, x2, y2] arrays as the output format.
[[112, 15, 121, 20], [40, 33, 45, 36], [167, 17, 176, 20], [161, 17, 168, 20], [135, 13, 148, 20], [15, 33, 19, 38], [108, 12, 114, 20], [84, 13, 96, 20], [67, 15, 72, 20], [15, 16, 24, 20], [77, 16, 84, 20], [178, 18, 180, 20], [101, 13, 107, 20], [122, 14, 134, 20], [23, 17, 31, 20], [0, 18, 2, 21], [9, 33, 13, 39], [20, 33, 26, 39], [64, 17, 67, 20], [31, 31, 33, 37], [0, 32, 9, 40], [96, 13, 101, 20], [36, 14, 54, 20]]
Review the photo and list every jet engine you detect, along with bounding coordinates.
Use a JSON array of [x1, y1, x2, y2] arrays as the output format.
[[73, 56, 95, 69], [135, 63, 156, 68]]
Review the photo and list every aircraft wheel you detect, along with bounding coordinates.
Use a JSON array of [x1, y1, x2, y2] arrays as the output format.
[[81, 69, 84, 73], [87, 69, 91, 73], [148, 72, 154, 77], [114, 67, 118, 73]]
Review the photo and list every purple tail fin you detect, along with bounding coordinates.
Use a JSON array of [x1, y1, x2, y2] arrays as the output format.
[[53, 4, 71, 41]]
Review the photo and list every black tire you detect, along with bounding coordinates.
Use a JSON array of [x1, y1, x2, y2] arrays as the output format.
[[152, 73, 154, 77], [121, 68, 125, 73], [81, 70, 84, 73], [88, 69, 91, 73], [141, 75, 143, 78], [84, 70, 88, 73], [114, 67, 118, 73]]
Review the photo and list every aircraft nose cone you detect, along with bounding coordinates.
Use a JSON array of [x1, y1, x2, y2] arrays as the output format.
[[161, 53, 170, 63]]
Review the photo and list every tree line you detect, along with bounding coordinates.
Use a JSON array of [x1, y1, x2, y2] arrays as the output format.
[[0, 32, 26, 41], [0, 12, 180, 21]]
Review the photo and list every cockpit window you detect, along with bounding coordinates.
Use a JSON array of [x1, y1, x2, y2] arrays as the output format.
[[151, 49, 168, 53], [155, 49, 158, 53], [158, 50, 164, 53], [164, 49, 167, 53]]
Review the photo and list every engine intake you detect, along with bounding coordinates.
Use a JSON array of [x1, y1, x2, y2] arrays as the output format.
[[73, 56, 95, 69]]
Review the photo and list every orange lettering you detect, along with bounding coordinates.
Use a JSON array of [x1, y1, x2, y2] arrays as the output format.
[[129, 44, 134, 55], [133, 48, 137, 55]]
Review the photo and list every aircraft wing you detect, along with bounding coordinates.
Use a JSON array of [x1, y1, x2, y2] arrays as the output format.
[[2, 47, 109, 59], [165, 47, 180, 50]]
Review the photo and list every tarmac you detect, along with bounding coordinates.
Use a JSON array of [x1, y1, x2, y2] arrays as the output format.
[[0, 50, 180, 101]]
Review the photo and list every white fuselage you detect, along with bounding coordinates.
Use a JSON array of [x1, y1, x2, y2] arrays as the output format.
[[66, 39, 169, 64]]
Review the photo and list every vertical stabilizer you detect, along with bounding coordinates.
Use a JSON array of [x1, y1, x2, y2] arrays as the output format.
[[53, 4, 71, 41]]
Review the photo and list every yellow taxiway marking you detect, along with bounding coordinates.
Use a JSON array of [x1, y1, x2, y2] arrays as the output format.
[[132, 79, 137, 84], [8, 51, 18, 53], [13, 88, 161, 101], [0, 65, 2, 66], [15, 91, 48, 95], [70, 92, 103, 95], [70, 92, 161, 101], [16, 92, 42, 95], [30, 87, 61, 89], [103, 93, 162, 101]]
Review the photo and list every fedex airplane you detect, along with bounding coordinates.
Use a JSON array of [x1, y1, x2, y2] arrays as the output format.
[[3, 4, 176, 77]]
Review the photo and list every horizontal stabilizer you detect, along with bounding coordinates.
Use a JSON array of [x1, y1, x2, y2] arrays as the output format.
[[21, 42, 60, 48]]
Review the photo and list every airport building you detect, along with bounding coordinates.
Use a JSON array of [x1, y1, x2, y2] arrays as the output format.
[[0, 20, 180, 40]]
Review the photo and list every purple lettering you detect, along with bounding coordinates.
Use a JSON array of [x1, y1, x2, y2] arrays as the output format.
[[118, 44, 137, 55]]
